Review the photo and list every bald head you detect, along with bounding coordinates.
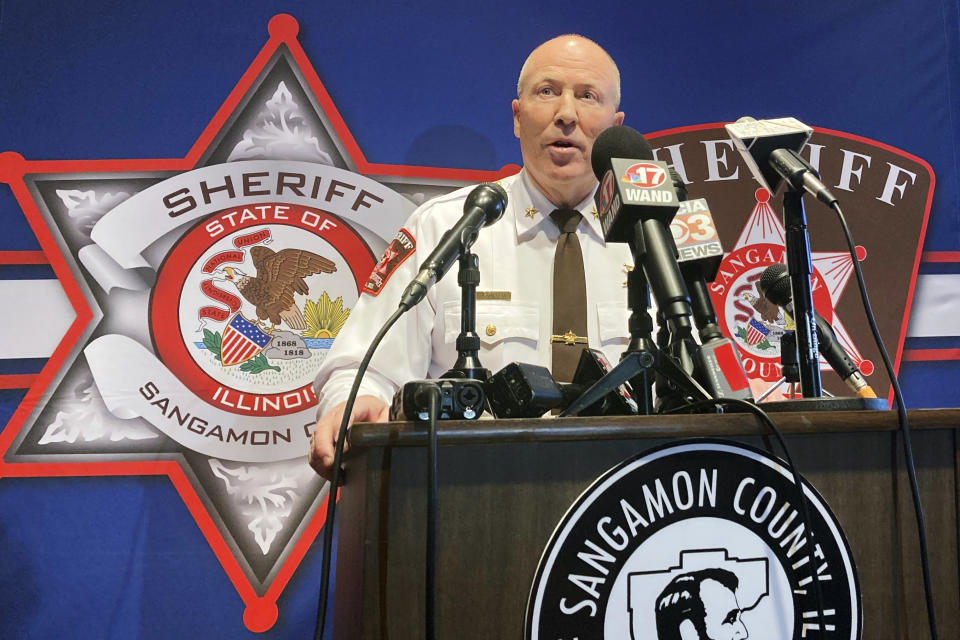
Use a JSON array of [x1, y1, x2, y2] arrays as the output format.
[[517, 35, 621, 109], [511, 34, 624, 207]]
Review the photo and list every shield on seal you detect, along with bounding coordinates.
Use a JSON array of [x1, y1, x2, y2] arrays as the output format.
[[745, 317, 771, 346], [220, 312, 273, 366]]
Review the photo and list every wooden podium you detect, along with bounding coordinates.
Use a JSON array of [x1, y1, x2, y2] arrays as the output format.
[[333, 409, 960, 639]]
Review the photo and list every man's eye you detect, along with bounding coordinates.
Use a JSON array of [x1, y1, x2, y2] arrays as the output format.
[[583, 91, 596, 100], [539, 87, 555, 96]]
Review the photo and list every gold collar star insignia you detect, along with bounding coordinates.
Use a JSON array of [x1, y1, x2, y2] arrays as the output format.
[[590, 206, 599, 220], [525, 206, 538, 219]]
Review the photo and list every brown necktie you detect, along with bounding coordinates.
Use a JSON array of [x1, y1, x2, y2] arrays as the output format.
[[549, 208, 588, 383]]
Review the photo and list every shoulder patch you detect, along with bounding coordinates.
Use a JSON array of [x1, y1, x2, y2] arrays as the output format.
[[363, 227, 416, 296]]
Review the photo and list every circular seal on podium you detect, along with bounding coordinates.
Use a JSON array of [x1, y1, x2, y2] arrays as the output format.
[[526, 439, 861, 640]]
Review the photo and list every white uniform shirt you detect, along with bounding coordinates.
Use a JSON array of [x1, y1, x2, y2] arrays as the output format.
[[313, 170, 636, 416]]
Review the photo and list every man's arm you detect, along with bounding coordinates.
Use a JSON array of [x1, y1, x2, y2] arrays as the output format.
[[307, 269, 425, 481], [310, 222, 433, 416], [308, 394, 389, 480], [308, 188, 475, 478]]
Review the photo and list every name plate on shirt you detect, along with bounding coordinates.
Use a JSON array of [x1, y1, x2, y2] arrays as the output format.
[[477, 291, 512, 301]]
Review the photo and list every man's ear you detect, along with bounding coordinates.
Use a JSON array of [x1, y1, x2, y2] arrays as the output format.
[[512, 99, 521, 139], [678, 618, 700, 640], [614, 111, 625, 127]]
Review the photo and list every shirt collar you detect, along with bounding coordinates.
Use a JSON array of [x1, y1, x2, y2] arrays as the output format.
[[513, 169, 606, 242]]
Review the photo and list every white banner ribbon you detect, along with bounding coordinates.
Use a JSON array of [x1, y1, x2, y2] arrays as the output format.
[[85, 159, 413, 289], [85, 334, 316, 462]]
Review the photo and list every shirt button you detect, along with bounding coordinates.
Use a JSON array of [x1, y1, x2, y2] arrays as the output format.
[[485, 324, 497, 337]]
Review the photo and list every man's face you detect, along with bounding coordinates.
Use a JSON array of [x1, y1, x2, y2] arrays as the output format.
[[512, 37, 624, 207], [699, 579, 749, 640]]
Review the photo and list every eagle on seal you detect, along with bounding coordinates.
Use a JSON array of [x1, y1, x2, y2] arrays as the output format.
[[221, 246, 336, 331]]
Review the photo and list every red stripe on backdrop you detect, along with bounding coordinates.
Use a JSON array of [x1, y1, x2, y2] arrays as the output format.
[[921, 251, 960, 263], [0, 374, 38, 389], [903, 349, 960, 361], [0, 250, 48, 265]]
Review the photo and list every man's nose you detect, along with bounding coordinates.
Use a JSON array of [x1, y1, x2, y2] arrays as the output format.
[[554, 91, 578, 126]]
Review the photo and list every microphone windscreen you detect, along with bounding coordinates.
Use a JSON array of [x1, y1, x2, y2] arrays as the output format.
[[758, 262, 792, 306], [591, 125, 655, 181], [464, 182, 508, 226]]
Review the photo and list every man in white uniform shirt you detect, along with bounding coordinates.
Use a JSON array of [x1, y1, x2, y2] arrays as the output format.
[[309, 35, 630, 479]]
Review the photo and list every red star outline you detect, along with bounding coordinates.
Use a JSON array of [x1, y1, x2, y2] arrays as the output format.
[[0, 14, 517, 631]]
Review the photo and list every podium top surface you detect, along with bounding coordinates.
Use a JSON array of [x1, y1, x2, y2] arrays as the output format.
[[348, 407, 960, 449]]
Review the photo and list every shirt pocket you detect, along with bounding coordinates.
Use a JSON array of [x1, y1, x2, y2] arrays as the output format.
[[596, 300, 631, 344], [442, 300, 540, 346]]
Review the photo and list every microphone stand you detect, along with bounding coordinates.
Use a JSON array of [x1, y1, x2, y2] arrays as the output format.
[[424, 239, 486, 640], [653, 311, 697, 412], [765, 193, 884, 412], [391, 244, 488, 421], [652, 308, 671, 414], [756, 331, 804, 401], [625, 267, 657, 414], [781, 189, 823, 397], [441, 247, 489, 381]]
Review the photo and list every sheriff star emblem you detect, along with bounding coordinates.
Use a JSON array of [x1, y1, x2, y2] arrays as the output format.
[[0, 14, 511, 632]]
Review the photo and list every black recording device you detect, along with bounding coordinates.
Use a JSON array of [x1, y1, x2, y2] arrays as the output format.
[[485, 349, 637, 418], [484, 363, 563, 418], [389, 378, 486, 421]]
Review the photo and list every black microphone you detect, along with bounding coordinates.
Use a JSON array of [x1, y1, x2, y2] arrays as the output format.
[[592, 126, 704, 408], [591, 126, 691, 330], [399, 182, 507, 310], [725, 116, 838, 206], [592, 125, 680, 233], [758, 263, 876, 398], [669, 180, 724, 340]]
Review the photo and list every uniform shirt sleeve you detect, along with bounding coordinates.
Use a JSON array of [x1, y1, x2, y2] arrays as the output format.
[[312, 192, 463, 416]]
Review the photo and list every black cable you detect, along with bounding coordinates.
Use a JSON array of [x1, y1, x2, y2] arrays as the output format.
[[425, 384, 441, 640], [313, 306, 406, 640], [664, 398, 827, 627], [829, 201, 938, 639]]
